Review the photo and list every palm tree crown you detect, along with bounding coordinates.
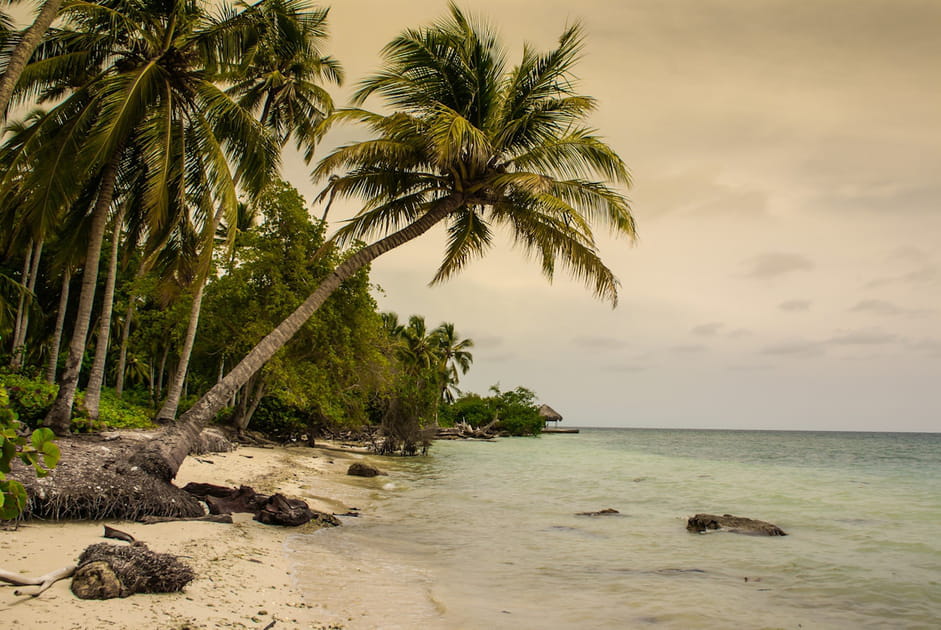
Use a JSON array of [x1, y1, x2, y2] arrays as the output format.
[[315, 2, 635, 304]]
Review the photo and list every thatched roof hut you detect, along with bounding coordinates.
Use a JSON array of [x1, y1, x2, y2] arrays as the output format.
[[538, 404, 563, 425]]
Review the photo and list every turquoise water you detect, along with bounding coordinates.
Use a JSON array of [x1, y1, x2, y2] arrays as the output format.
[[292, 429, 941, 629]]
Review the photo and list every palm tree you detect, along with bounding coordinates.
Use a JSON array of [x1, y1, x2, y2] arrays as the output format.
[[432, 322, 473, 404], [132, 3, 635, 481], [1, 0, 286, 433], [0, 0, 65, 118]]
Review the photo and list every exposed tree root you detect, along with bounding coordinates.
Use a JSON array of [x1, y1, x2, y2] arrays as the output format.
[[72, 542, 194, 599], [0, 565, 76, 597]]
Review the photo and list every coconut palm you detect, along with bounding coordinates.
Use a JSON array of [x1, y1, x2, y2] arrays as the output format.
[[432, 322, 473, 404], [0, 0, 290, 433], [132, 3, 635, 481], [0, 0, 65, 118]]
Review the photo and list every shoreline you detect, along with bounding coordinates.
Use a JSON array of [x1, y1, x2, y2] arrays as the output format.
[[0, 441, 390, 629]]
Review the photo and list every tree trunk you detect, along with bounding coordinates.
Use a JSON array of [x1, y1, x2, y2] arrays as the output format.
[[45, 267, 71, 383], [43, 151, 122, 435], [155, 206, 226, 422], [0, 0, 64, 119], [84, 206, 126, 419], [130, 197, 459, 481], [10, 241, 33, 370], [234, 373, 265, 431], [155, 345, 169, 400], [114, 296, 135, 398]]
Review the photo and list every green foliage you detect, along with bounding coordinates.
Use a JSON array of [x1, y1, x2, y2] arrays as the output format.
[[0, 384, 60, 519], [95, 390, 155, 430], [0, 373, 57, 429], [442, 385, 543, 437]]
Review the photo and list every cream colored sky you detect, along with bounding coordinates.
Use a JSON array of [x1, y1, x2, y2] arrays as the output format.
[[280, 0, 941, 431], [19, 0, 936, 429]]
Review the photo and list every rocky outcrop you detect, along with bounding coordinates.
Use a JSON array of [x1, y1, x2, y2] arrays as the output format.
[[686, 513, 787, 536]]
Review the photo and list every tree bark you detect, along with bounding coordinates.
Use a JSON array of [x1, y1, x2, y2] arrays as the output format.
[[9, 240, 33, 366], [84, 206, 126, 419], [0, 0, 65, 119], [45, 267, 71, 383], [155, 344, 169, 400], [234, 373, 265, 431], [114, 295, 135, 398], [155, 207, 225, 422], [44, 151, 122, 435], [131, 197, 459, 481]]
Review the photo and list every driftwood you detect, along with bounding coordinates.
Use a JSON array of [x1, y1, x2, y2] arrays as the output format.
[[139, 514, 233, 524], [103, 525, 135, 543], [687, 513, 787, 536], [436, 420, 500, 440], [0, 565, 76, 597], [71, 542, 194, 599], [181, 483, 338, 528], [576, 508, 622, 517]]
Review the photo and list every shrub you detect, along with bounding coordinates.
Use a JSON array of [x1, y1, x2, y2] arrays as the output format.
[[0, 373, 57, 429], [0, 384, 60, 519]]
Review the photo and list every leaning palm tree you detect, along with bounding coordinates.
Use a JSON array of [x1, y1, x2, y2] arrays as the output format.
[[132, 3, 635, 481]]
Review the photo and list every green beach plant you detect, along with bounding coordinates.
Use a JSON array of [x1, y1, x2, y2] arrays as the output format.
[[132, 3, 635, 480], [0, 383, 59, 519]]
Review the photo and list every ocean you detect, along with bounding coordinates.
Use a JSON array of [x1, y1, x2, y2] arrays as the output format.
[[289, 429, 941, 629]]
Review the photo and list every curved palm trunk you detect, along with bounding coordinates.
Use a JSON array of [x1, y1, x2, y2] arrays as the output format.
[[155, 207, 226, 422], [0, 0, 65, 118], [11, 239, 44, 370], [43, 152, 121, 435], [84, 206, 126, 419], [45, 267, 71, 383], [131, 197, 459, 481]]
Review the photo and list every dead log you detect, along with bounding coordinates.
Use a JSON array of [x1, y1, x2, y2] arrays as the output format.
[[181, 481, 245, 499], [0, 565, 76, 597], [103, 525, 135, 543], [138, 514, 233, 524], [205, 485, 268, 515], [71, 542, 194, 599]]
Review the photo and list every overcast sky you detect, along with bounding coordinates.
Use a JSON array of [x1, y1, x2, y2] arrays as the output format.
[[285, 0, 941, 432]]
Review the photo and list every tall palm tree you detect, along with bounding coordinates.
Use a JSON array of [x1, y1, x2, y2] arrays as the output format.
[[432, 322, 473, 404], [0, 0, 65, 118], [132, 3, 635, 481], [0, 0, 286, 433]]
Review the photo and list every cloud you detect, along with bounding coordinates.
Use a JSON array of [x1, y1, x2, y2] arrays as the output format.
[[779, 299, 812, 312], [908, 339, 941, 357], [607, 363, 650, 373], [849, 299, 929, 317], [691, 322, 724, 336], [827, 330, 899, 346], [760, 340, 825, 356], [671, 344, 707, 353], [571, 335, 629, 349], [468, 334, 504, 349], [742, 253, 815, 279], [866, 265, 939, 289]]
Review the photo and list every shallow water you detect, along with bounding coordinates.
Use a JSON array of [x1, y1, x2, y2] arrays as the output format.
[[290, 429, 941, 629]]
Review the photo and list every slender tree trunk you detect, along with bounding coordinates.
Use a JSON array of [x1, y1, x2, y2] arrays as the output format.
[[84, 206, 126, 419], [235, 375, 265, 432], [156, 346, 169, 400], [9, 241, 33, 369], [114, 297, 135, 398], [131, 198, 459, 481], [155, 205, 227, 422], [0, 0, 65, 119], [43, 151, 122, 435], [45, 267, 71, 383]]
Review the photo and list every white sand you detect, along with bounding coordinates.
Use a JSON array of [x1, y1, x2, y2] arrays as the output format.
[[0, 442, 387, 629]]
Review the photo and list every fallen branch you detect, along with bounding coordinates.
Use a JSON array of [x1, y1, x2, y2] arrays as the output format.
[[138, 514, 233, 524], [0, 565, 76, 597], [103, 525, 135, 543]]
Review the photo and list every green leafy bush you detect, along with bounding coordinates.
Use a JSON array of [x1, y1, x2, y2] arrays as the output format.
[[441, 386, 543, 436], [1, 384, 60, 519], [0, 373, 57, 429]]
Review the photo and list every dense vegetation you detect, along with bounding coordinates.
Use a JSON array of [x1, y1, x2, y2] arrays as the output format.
[[0, 1, 634, 497]]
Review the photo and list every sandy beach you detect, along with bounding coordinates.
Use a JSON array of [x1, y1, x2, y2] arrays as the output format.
[[0, 442, 387, 629]]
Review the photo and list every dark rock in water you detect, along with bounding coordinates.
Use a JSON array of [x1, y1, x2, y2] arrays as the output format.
[[576, 508, 621, 517], [686, 513, 787, 536], [347, 462, 382, 477]]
